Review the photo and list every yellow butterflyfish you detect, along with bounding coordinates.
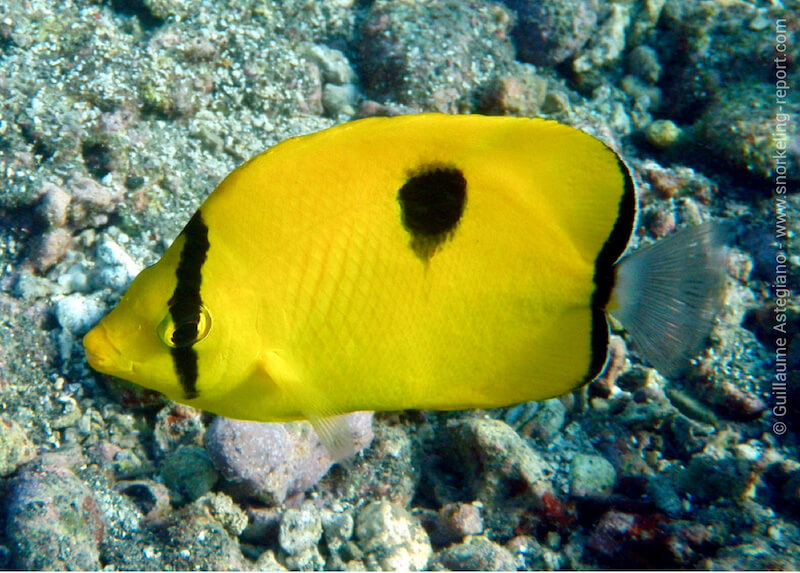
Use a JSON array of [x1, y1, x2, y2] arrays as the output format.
[[83, 114, 726, 459]]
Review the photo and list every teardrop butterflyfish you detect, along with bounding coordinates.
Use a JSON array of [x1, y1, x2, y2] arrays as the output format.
[[83, 114, 726, 459]]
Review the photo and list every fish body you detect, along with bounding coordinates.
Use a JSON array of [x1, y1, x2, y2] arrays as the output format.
[[84, 114, 725, 453]]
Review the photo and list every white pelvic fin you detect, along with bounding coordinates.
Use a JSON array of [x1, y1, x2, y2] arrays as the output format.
[[608, 223, 728, 378], [262, 350, 356, 467], [308, 413, 356, 468]]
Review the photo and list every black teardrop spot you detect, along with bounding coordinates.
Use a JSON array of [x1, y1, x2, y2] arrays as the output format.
[[398, 166, 467, 238]]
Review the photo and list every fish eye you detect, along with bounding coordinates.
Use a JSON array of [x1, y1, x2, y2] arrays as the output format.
[[157, 304, 212, 348]]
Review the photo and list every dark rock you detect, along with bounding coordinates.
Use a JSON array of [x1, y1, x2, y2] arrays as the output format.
[[159, 445, 218, 503], [645, 475, 684, 518], [358, 0, 514, 112], [241, 506, 282, 545], [587, 510, 673, 568], [694, 83, 799, 180], [658, 1, 797, 124], [681, 446, 753, 502], [5, 460, 105, 570], [780, 471, 800, 516], [502, 0, 599, 66]]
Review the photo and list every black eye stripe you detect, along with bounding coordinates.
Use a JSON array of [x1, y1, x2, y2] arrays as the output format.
[[169, 210, 210, 399]]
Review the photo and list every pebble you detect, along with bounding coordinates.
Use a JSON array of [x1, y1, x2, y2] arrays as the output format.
[[476, 65, 547, 117], [645, 475, 684, 517], [355, 501, 432, 571], [66, 174, 122, 227], [627, 45, 662, 83], [5, 459, 105, 570], [322, 83, 358, 118], [587, 510, 656, 567], [305, 44, 356, 85], [30, 227, 71, 272], [159, 445, 219, 503], [280, 505, 326, 570], [161, 496, 249, 570], [36, 182, 72, 228], [437, 536, 517, 571], [448, 418, 554, 538], [279, 505, 324, 555], [54, 292, 107, 335], [643, 208, 676, 238], [15, 270, 60, 301], [321, 509, 359, 567], [432, 502, 484, 545], [573, 3, 630, 74], [93, 236, 142, 291], [116, 479, 172, 523], [503, 0, 598, 66], [0, 415, 37, 476], [255, 550, 288, 571], [690, 369, 768, 422], [570, 454, 617, 500], [196, 492, 248, 537], [620, 75, 662, 114], [152, 403, 206, 456], [525, 397, 567, 441], [322, 509, 354, 546], [644, 119, 682, 149], [57, 264, 90, 293], [204, 412, 373, 504]]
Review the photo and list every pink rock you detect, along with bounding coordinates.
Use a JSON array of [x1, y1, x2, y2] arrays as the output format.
[[205, 412, 373, 504]]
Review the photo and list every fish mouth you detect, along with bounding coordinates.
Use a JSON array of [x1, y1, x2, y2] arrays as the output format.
[[83, 322, 133, 375]]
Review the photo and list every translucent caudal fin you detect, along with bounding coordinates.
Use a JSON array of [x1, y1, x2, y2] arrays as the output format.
[[608, 223, 728, 378]]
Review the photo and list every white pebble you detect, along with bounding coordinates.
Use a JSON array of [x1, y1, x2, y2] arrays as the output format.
[[95, 237, 142, 290], [54, 293, 107, 335]]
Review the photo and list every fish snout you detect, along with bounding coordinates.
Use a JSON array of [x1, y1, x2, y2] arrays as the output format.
[[84, 322, 132, 374]]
